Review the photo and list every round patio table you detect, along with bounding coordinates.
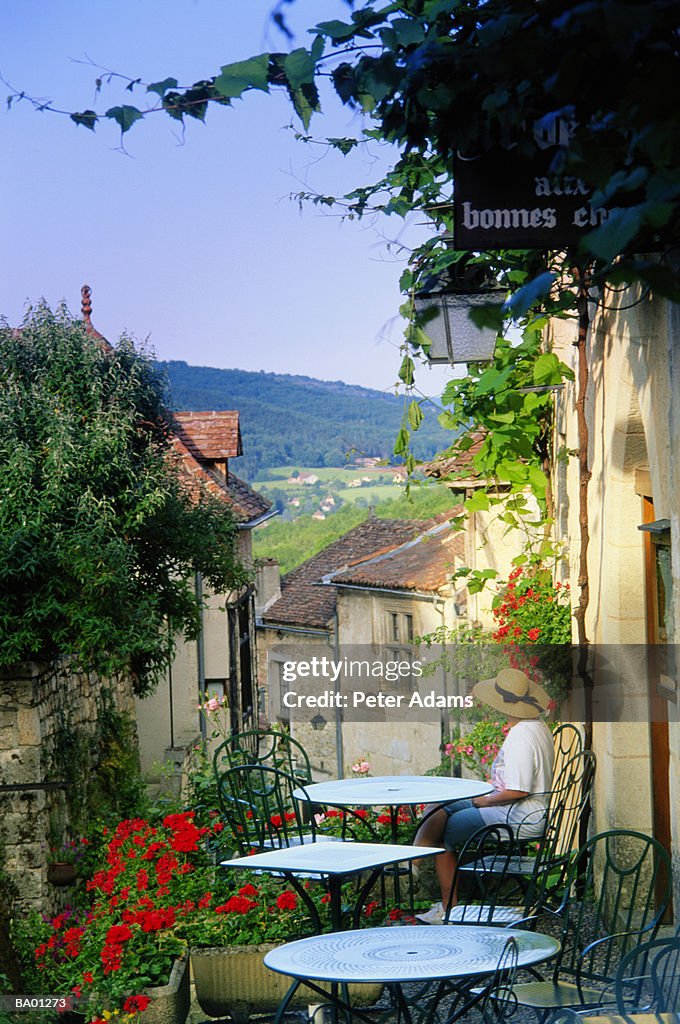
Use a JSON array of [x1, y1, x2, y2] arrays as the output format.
[[293, 775, 493, 843], [265, 924, 560, 1024]]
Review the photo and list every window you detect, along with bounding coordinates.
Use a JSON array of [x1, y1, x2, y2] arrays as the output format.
[[384, 608, 417, 691]]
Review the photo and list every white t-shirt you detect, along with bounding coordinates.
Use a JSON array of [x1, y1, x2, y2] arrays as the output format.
[[478, 719, 554, 837]]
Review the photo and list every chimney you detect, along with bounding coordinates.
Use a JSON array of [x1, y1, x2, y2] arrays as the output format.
[[255, 558, 282, 616]]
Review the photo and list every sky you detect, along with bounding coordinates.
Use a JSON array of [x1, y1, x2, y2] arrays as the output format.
[[1, 0, 452, 396]]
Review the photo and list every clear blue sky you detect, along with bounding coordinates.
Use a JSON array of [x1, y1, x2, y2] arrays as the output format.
[[1, 0, 451, 395]]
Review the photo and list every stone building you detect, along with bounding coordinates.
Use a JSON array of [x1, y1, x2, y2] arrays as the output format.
[[256, 514, 467, 779]]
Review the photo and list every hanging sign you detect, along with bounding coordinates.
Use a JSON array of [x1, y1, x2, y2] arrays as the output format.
[[453, 118, 609, 249]]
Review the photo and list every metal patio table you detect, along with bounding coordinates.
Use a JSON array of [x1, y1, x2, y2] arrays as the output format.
[[265, 924, 560, 1024], [293, 775, 494, 843], [220, 841, 444, 931]]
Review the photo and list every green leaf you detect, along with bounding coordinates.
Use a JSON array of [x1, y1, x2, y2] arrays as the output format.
[[393, 427, 410, 455], [398, 354, 415, 386], [391, 18, 426, 47], [437, 410, 458, 430], [214, 55, 270, 99], [582, 207, 642, 262], [464, 490, 490, 513], [105, 105, 143, 134], [533, 352, 563, 386], [407, 400, 424, 430], [316, 20, 356, 43], [527, 464, 548, 497], [147, 78, 179, 99], [70, 110, 97, 131], [284, 49, 316, 91], [327, 137, 360, 155], [503, 273, 556, 319], [289, 82, 320, 130]]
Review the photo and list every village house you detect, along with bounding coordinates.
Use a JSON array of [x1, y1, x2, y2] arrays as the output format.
[[256, 514, 467, 779], [135, 410, 275, 785]]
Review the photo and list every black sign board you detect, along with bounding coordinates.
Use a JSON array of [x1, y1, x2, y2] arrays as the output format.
[[453, 119, 608, 249]]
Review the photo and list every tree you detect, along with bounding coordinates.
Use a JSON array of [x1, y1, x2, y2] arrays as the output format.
[[0, 304, 249, 695]]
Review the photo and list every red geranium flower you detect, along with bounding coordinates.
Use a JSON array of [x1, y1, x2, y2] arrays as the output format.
[[105, 924, 132, 944], [216, 895, 257, 914], [276, 891, 297, 911], [123, 995, 151, 1013]]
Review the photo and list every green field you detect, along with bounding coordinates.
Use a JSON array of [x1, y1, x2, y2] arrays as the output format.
[[253, 481, 462, 574]]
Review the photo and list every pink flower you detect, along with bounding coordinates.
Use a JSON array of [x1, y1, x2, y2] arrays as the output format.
[[351, 759, 371, 775]]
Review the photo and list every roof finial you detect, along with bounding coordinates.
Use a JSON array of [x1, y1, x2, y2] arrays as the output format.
[[81, 284, 93, 325]]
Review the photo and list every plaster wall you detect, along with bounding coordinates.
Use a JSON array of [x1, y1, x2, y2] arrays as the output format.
[[463, 498, 542, 628], [336, 588, 455, 776], [551, 291, 680, 910]]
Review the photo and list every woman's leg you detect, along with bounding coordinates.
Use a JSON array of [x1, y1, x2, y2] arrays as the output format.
[[414, 801, 474, 905]]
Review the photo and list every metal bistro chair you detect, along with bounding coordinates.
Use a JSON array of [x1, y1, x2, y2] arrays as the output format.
[[480, 936, 520, 1023], [507, 828, 673, 1019], [443, 823, 531, 927], [216, 763, 325, 857], [425, 933, 520, 1024], [459, 748, 596, 915], [551, 723, 583, 782], [213, 728, 313, 785], [613, 932, 680, 1014]]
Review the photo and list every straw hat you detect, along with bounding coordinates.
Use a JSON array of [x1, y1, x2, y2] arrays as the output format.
[[472, 668, 550, 719]]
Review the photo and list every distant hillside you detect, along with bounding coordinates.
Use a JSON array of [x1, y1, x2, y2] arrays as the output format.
[[160, 361, 452, 479]]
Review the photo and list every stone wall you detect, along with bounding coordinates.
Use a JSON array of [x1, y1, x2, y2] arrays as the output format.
[[0, 659, 136, 913]]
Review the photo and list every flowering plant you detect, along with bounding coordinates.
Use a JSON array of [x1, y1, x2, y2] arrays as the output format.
[[46, 836, 90, 865], [177, 871, 338, 948], [23, 811, 223, 1022], [444, 720, 511, 780], [314, 806, 415, 844], [350, 757, 372, 776], [490, 566, 571, 645]]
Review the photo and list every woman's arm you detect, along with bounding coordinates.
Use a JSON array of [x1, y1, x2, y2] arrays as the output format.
[[472, 788, 528, 808]]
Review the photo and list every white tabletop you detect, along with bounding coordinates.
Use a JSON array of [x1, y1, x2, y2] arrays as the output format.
[[221, 842, 444, 876], [294, 775, 493, 808], [264, 925, 560, 984]]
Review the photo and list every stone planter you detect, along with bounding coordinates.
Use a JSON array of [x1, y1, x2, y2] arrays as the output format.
[[191, 944, 384, 1023], [65, 956, 190, 1024], [141, 955, 191, 1024]]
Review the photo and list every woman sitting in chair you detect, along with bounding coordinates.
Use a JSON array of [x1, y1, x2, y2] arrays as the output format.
[[414, 667, 554, 924]]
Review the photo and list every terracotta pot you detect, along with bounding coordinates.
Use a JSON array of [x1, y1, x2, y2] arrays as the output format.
[[191, 944, 383, 1023], [47, 862, 77, 886]]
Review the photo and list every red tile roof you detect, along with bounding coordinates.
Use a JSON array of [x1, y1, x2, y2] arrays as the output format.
[[423, 431, 486, 482], [332, 518, 464, 592], [262, 516, 457, 630], [172, 411, 243, 460], [171, 433, 271, 526]]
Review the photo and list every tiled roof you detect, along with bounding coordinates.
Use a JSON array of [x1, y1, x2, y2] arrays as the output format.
[[423, 431, 486, 481], [332, 518, 464, 592], [171, 433, 272, 526], [262, 517, 447, 630], [172, 411, 243, 460]]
